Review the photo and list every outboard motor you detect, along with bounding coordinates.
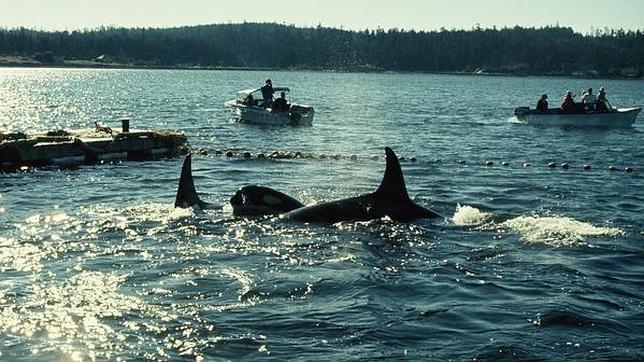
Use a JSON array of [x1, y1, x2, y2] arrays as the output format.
[[513, 106, 530, 116]]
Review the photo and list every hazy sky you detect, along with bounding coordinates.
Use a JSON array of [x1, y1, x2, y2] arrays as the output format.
[[0, 0, 642, 32]]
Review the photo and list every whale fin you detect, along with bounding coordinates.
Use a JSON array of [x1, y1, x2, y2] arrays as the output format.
[[374, 147, 410, 201], [174, 154, 221, 209]]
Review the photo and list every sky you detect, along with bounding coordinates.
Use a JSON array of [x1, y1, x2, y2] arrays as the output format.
[[0, 0, 642, 33]]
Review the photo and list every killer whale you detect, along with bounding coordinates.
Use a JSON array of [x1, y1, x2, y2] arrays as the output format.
[[174, 154, 222, 209], [175, 147, 442, 223], [281, 147, 441, 223], [230, 185, 305, 216], [174, 154, 302, 214]]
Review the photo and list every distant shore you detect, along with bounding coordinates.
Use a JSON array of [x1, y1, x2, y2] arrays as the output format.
[[1, 55, 642, 80]]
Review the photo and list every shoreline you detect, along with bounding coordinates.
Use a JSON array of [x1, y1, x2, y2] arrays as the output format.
[[1, 58, 642, 80]]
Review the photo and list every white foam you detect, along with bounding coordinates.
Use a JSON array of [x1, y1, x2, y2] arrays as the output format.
[[499, 215, 624, 246], [452, 204, 493, 225]]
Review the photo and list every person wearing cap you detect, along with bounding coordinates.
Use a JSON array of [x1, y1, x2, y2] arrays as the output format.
[[260, 79, 274, 107], [537, 94, 549, 113], [581, 88, 597, 112], [560, 90, 575, 113]]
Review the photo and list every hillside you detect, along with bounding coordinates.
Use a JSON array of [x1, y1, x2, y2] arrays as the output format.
[[0, 23, 642, 76]]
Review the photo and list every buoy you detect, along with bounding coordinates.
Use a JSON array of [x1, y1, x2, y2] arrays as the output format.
[[225, 151, 234, 157], [608, 166, 618, 171], [625, 167, 634, 173], [215, 150, 223, 155], [485, 160, 494, 167], [502, 161, 509, 166], [294, 151, 303, 158], [350, 154, 358, 160], [523, 163, 531, 167], [257, 153, 266, 158], [399, 156, 406, 162], [319, 154, 327, 159], [583, 164, 591, 170], [561, 163, 570, 169], [409, 156, 417, 162], [243, 152, 251, 158], [432, 158, 441, 163], [193, 148, 208, 156], [547, 162, 556, 168], [370, 155, 379, 161], [457, 160, 466, 164]]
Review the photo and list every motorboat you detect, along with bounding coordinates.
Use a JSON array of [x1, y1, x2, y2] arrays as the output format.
[[224, 87, 314, 126], [513, 102, 640, 127]]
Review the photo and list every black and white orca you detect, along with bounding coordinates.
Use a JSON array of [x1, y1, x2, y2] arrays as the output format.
[[174, 147, 442, 223]]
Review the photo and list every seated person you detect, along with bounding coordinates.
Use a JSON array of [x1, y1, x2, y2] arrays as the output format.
[[242, 94, 254, 106], [560, 91, 575, 113], [596, 87, 608, 111], [536, 94, 548, 113], [272, 92, 289, 113], [581, 88, 597, 112]]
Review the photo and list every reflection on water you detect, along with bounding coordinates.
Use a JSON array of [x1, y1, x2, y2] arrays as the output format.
[[1, 69, 643, 360]]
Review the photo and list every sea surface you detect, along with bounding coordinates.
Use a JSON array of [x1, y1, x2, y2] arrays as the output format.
[[1, 68, 643, 361]]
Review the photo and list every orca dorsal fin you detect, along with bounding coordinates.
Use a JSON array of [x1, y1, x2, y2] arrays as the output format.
[[374, 147, 410, 201], [174, 154, 203, 208]]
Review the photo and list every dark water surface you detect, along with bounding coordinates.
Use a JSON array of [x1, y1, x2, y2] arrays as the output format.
[[1, 68, 643, 360]]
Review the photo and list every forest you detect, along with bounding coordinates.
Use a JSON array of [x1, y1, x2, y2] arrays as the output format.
[[0, 22, 643, 76]]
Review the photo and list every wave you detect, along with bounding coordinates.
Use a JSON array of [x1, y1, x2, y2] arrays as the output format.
[[497, 215, 624, 246], [451, 204, 494, 226], [451, 204, 624, 246]]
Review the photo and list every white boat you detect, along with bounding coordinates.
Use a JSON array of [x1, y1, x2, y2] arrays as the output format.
[[513, 105, 641, 127], [224, 87, 314, 126]]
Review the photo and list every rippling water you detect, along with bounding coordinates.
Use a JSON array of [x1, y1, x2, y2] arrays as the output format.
[[1, 68, 643, 360]]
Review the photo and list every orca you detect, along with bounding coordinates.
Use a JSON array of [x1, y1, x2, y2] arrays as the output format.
[[174, 154, 222, 209], [174, 154, 301, 214], [174, 147, 442, 223], [281, 147, 441, 223], [230, 185, 305, 216]]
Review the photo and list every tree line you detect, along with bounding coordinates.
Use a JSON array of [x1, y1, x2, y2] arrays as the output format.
[[0, 23, 642, 76]]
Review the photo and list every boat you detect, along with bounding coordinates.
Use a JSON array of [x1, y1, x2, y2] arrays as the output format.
[[224, 87, 314, 126], [513, 103, 641, 127]]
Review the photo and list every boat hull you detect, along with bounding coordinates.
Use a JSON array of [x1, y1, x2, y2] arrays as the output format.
[[225, 101, 314, 126], [513, 107, 641, 127]]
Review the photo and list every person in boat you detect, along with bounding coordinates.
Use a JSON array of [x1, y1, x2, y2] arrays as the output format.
[[242, 94, 254, 106], [536, 94, 549, 113], [272, 92, 289, 113], [581, 88, 597, 112], [596, 87, 608, 111], [260, 79, 274, 107], [560, 90, 575, 113]]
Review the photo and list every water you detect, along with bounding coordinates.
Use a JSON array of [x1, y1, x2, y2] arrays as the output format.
[[1, 68, 643, 360]]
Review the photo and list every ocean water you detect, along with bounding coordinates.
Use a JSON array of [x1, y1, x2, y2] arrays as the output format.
[[1, 68, 643, 361]]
